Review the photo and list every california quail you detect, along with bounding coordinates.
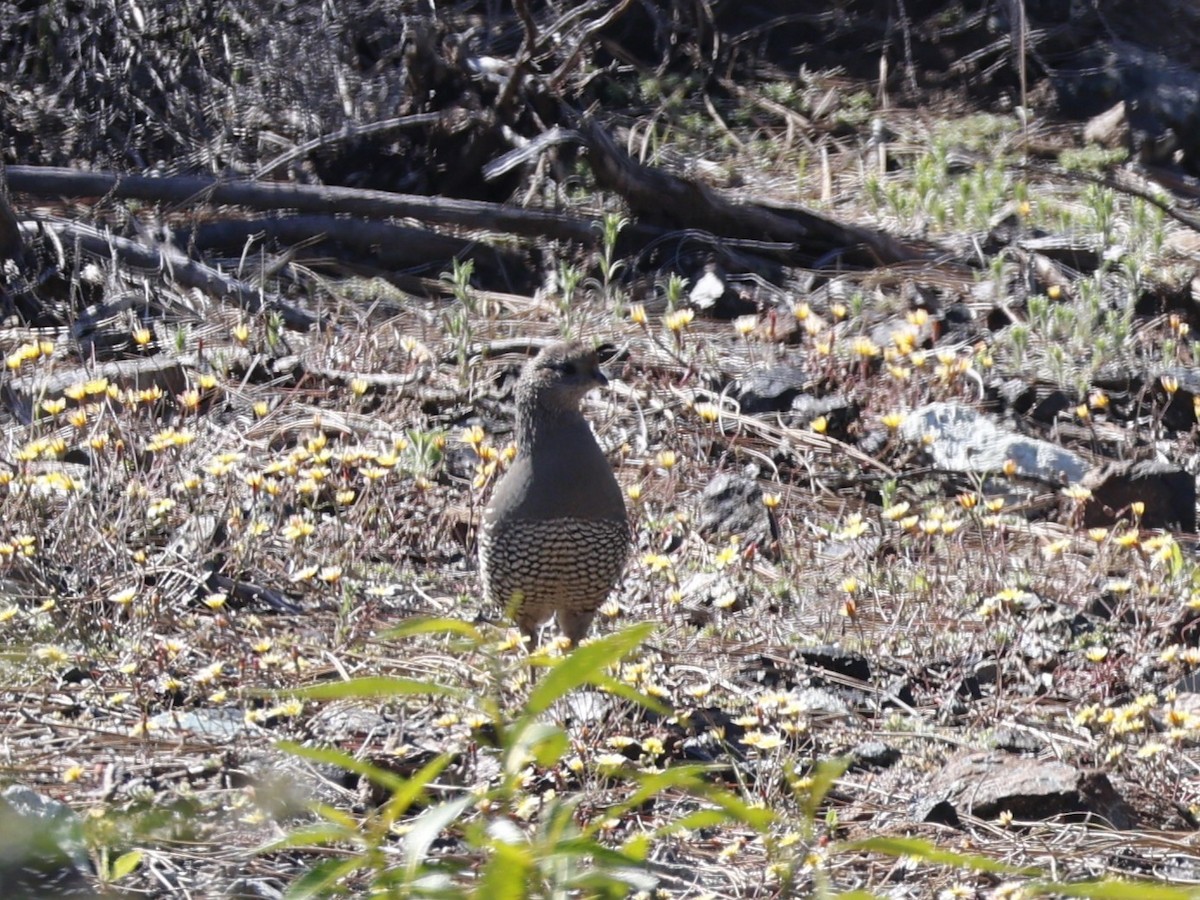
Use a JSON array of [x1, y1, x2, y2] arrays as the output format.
[[478, 341, 630, 645]]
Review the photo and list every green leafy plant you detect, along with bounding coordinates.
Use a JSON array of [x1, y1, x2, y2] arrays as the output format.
[[262, 622, 781, 897], [591, 213, 629, 317], [258, 621, 1200, 899], [440, 258, 477, 383]]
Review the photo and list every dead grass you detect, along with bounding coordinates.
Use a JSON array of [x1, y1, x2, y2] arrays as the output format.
[[2, 256, 1200, 894], [5, 17, 1200, 897]]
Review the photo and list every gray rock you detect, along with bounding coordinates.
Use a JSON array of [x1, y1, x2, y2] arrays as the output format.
[[0, 785, 93, 897], [698, 471, 775, 548], [782, 686, 851, 717], [147, 706, 259, 741], [799, 645, 871, 682], [1082, 459, 1196, 532], [688, 264, 727, 310], [991, 727, 1048, 755], [901, 402, 1088, 484], [734, 365, 810, 414], [790, 393, 856, 431], [309, 702, 390, 737], [676, 570, 750, 625], [850, 741, 901, 771], [924, 752, 1135, 827]]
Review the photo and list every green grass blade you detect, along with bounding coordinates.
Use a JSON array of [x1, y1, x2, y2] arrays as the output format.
[[525, 623, 656, 716], [403, 795, 474, 882], [284, 855, 364, 899], [107, 849, 142, 881], [284, 675, 462, 702], [845, 835, 1039, 876], [379, 616, 482, 643], [259, 822, 359, 853], [1031, 880, 1200, 899], [275, 740, 409, 793]]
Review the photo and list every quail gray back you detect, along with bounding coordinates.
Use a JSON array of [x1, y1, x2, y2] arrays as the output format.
[[478, 341, 630, 644]]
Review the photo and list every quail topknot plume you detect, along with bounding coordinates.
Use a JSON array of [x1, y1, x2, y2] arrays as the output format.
[[478, 340, 630, 645]]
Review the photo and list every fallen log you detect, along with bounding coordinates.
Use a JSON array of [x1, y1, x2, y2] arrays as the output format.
[[577, 118, 932, 268], [19, 220, 322, 331], [6, 165, 625, 245]]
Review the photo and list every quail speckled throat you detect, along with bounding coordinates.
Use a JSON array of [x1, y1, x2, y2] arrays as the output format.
[[478, 341, 630, 645]]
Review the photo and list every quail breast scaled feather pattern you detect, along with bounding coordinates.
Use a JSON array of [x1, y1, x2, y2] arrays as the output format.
[[478, 340, 630, 645]]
